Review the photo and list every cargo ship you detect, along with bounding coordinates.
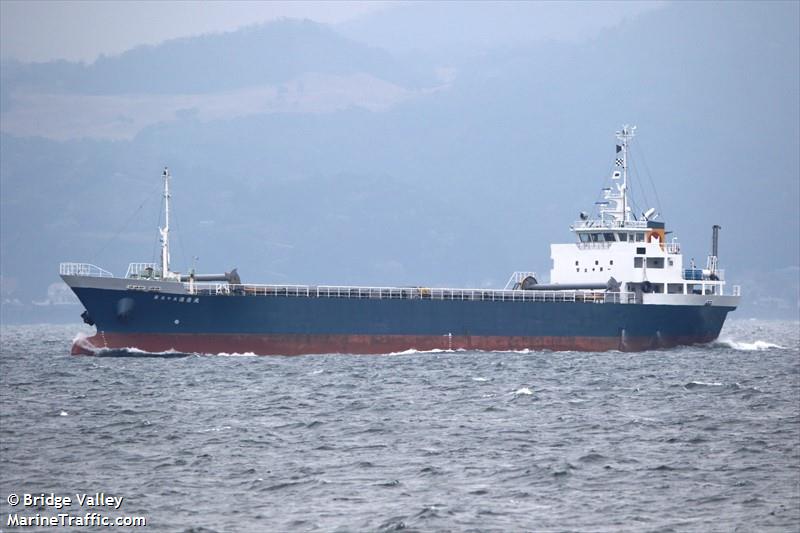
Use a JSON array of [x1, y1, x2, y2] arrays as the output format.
[[61, 126, 740, 355]]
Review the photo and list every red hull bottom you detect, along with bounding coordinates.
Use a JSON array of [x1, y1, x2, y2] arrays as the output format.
[[71, 332, 719, 356]]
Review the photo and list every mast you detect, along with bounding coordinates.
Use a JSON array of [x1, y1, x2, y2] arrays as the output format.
[[615, 125, 636, 225], [708, 224, 721, 275], [159, 167, 171, 278]]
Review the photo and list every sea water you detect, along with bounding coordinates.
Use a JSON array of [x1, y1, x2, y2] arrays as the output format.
[[1, 319, 798, 532]]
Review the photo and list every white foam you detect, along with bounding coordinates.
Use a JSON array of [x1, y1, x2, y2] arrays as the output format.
[[71, 331, 97, 352], [59, 411, 68, 416], [95, 345, 257, 356], [687, 381, 724, 387], [71, 331, 89, 344], [94, 346, 184, 356], [472, 377, 488, 382], [386, 348, 451, 355], [715, 339, 784, 351], [513, 387, 533, 395]]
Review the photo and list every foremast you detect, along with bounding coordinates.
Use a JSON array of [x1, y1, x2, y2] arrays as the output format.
[[159, 167, 179, 281]]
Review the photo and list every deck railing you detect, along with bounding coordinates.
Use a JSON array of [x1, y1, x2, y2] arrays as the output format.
[[573, 219, 649, 229], [184, 282, 636, 304], [126, 262, 160, 279], [576, 242, 613, 250], [59, 262, 113, 278]]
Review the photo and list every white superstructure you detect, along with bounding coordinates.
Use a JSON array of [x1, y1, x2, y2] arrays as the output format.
[[549, 126, 740, 307]]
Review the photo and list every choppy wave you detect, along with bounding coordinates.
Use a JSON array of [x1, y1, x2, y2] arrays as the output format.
[[3, 320, 796, 531]]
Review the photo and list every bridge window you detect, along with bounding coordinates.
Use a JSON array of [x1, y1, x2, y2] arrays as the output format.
[[618, 233, 628, 241], [635, 233, 645, 242], [603, 233, 615, 241], [668, 283, 684, 294], [646, 257, 665, 269], [579, 233, 590, 243], [590, 233, 599, 242], [636, 247, 646, 254]]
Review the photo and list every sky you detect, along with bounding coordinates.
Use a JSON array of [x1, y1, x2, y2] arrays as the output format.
[[0, 0, 391, 63]]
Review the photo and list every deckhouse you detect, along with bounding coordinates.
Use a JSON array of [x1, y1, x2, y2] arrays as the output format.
[[549, 125, 740, 306]]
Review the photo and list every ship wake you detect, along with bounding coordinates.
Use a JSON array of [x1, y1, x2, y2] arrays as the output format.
[[713, 339, 785, 351]]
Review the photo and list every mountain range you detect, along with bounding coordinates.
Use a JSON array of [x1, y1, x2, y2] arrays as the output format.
[[1, 1, 798, 323]]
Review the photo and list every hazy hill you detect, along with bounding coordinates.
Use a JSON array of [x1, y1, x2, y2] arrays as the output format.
[[1, 2, 798, 323], [0, 18, 433, 103]]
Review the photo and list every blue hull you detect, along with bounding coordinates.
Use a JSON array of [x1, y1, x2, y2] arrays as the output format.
[[71, 287, 734, 354]]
